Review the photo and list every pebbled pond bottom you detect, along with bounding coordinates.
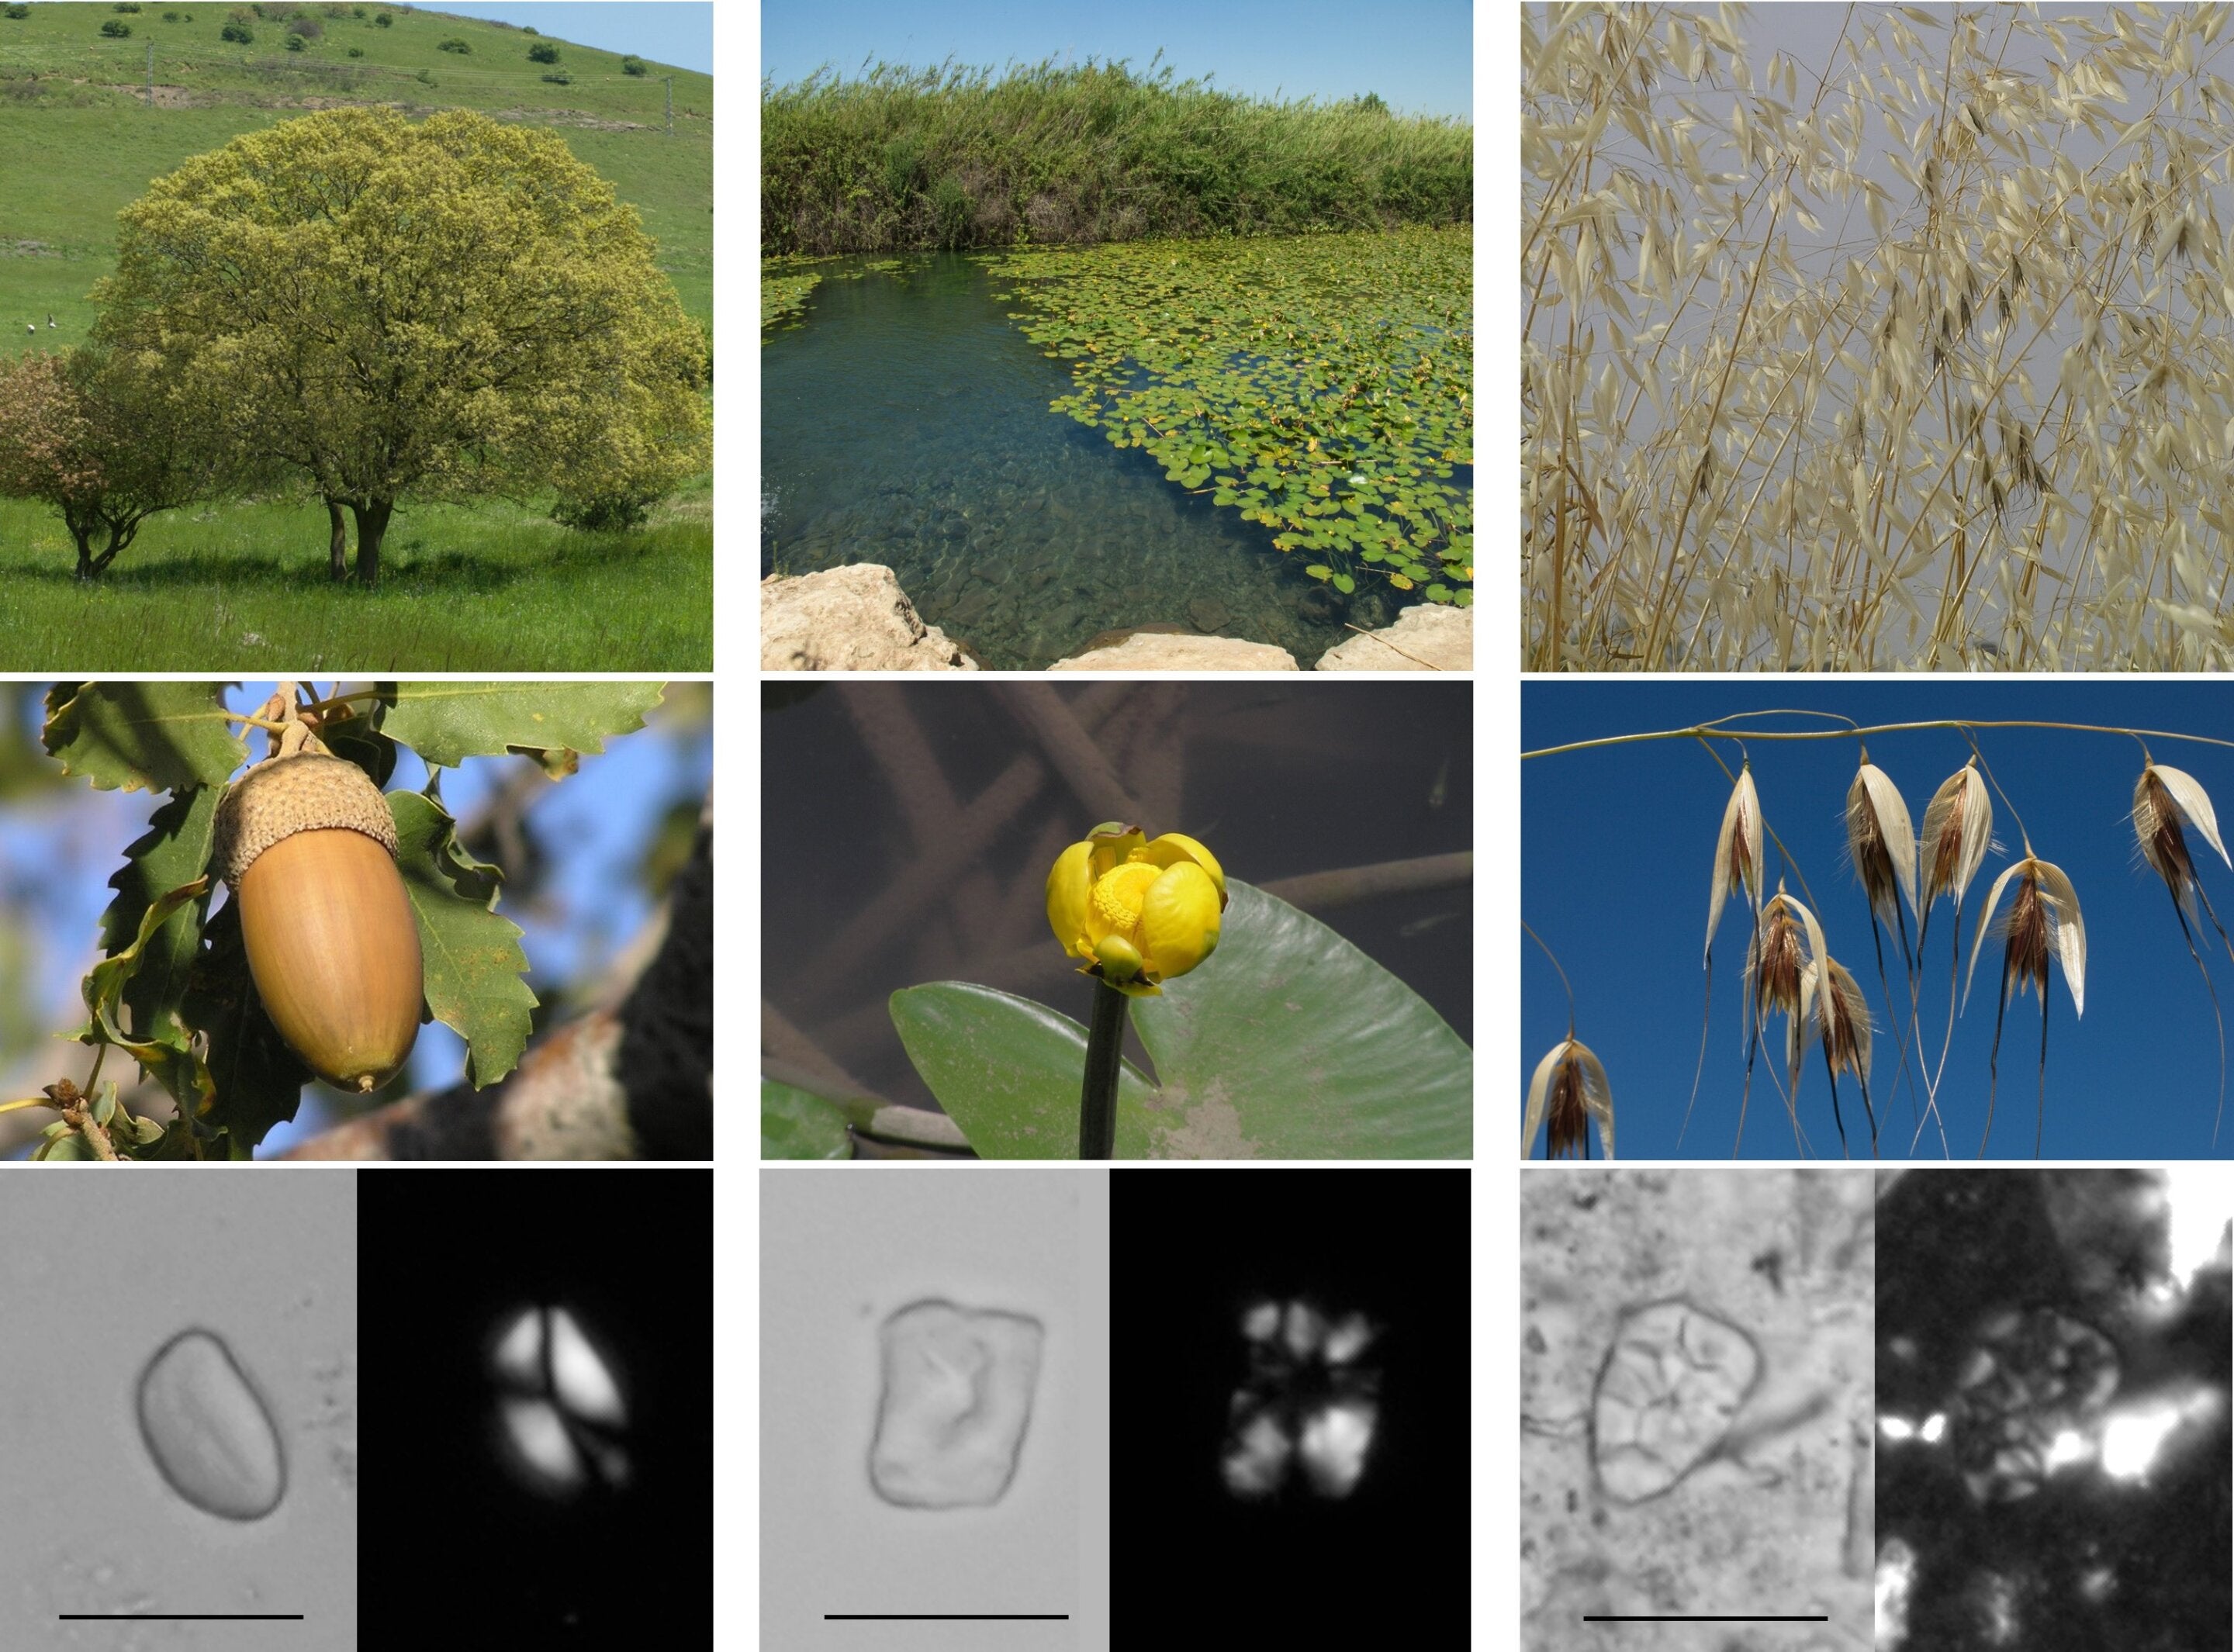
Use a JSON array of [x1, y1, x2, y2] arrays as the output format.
[[761, 254, 1410, 669]]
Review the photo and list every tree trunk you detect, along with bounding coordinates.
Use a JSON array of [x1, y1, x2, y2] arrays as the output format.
[[71, 524, 99, 582], [350, 498, 394, 587], [325, 496, 349, 582]]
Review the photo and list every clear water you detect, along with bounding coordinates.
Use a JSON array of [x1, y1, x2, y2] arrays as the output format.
[[760, 254, 1420, 669]]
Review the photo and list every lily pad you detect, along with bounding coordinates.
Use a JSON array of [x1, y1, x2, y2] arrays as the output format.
[[888, 983, 1159, 1159], [888, 881, 1471, 1159], [761, 1078, 853, 1160]]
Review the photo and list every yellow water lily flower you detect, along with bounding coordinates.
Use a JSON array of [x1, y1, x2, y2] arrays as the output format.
[[1046, 823, 1227, 997]]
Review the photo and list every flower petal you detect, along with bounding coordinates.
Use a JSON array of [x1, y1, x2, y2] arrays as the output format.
[[1087, 823, 1145, 881], [1138, 862, 1222, 982], [2152, 764, 2229, 869], [1045, 841, 1096, 959], [1138, 831, 1229, 906]]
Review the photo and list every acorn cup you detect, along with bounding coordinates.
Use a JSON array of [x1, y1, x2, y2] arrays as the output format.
[[212, 752, 424, 1092]]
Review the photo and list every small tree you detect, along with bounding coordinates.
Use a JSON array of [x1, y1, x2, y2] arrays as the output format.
[[96, 107, 710, 584], [0, 349, 237, 580], [621, 54, 646, 76], [526, 40, 556, 64]]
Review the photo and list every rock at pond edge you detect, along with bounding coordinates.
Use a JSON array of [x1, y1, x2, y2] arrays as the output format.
[[1315, 604, 1472, 671], [761, 565, 979, 672]]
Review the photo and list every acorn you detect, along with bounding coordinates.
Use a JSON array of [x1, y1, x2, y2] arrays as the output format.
[[212, 752, 422, 1092]]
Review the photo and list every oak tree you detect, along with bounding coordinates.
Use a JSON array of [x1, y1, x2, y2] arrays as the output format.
[[95, 107, 710, 585]]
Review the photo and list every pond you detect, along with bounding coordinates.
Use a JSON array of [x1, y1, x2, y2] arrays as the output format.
[[762, 234, 1471, 669]]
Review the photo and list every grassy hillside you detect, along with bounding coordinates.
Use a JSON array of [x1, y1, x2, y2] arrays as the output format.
[[0, 2, 711, 340], [763, 58, 1471, 255]]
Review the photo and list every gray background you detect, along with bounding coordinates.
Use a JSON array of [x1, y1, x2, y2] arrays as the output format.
[[0, 1169, 357, 1651], [761, 1167, 1108, 1651]]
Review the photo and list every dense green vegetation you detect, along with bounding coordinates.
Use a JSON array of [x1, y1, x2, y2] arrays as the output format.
[[0, 2, 711, 662], [762, 57, 1471, 255], [994, 227, 1472, 604], [0, 476, 711, 668]]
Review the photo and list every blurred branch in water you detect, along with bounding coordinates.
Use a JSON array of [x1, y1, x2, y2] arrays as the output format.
[[1261, 852, 1473, 911], [995, 683, 1145, 822], [790, 684, 1134, 1005]]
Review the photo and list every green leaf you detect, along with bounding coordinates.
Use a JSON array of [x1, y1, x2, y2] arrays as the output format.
[[887, 983, 1158, 1159], [1304, 564, 1332, 580], [375, 681, 666, 769], [96, 786, 220, 1059], [81, 875, 212, 1078], [1127, 881, 1471, 1157], [888, 884, 1469, 1159], [183, 900, 307, 1152], [1332, 574, 1356, 595], [389, 790, 538, 1088], [43, 682, 244, 793], [761, 1078, 852, 1160]]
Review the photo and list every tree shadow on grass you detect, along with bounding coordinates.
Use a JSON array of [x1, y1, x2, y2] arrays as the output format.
[[12, 527, 698, 596]]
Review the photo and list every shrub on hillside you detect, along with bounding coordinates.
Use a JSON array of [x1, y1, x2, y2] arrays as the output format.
[[114, 3, 143, 12], [100, 19, 133, 36], [283, 31, 302, 48], [3, 5, 32, 19], [373, 9, 389, 24], [540, 69, 569, 85], [527, 40, 557, 64], [344, 43, 358, 56], [219, 19, 248, 41], [288, 14, 317, 35], [436, 36, 467, 53], [413, 64, 431, 83], [621, 54, 647, 76], [552, 489, 660, 532]]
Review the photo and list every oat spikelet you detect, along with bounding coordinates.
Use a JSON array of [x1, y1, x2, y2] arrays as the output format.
[[1848, 759, 1918, 925], [2135, 762, 2230, 911], [1521, 1037, 1614, 1160], [1920, 759, 1993, 908], [1966, 855, 2087, 1015], [1705, 763, 1763, 963], [1749, 884, 1828, 1023], [1791, 955, 1879, 1155]]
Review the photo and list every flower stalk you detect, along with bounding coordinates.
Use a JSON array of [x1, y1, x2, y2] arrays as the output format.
[[1078, 978, 1129, 1160]]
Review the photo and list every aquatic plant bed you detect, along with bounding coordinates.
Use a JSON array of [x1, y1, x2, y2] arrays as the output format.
[[760, 234, 1469, 668], [994, 226, 1472, 608]]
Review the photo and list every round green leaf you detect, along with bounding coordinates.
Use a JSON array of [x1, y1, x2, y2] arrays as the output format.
[[1127, 881, 1471, 1157], [887, 982, 1157, 1159], [761, 1079, 852, 1160]]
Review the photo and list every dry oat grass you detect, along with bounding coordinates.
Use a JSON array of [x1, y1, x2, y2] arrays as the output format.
[[1524, 4, 2234, 669]]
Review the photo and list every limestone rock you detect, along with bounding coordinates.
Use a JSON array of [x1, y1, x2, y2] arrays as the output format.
[[1048, 631, 1299, 671], [760, 565, 977, 672], [1315, 603, 1473, 671]]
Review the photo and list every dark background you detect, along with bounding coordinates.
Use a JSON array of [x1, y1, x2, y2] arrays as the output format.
[[361, 1169, 712, 1642], [1878, 1170, 2231, 1652], [1112, 1168, 1471, 1640]]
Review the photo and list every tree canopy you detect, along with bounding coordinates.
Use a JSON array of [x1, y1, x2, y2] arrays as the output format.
[[0, 347, 240, 580], [94, 106, 710, 583]]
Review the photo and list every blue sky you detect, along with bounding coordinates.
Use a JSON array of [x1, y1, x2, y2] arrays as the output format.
[[1524, 681, 2234, 1163], [431, 2, 711, 74], [0, 683, 708, 1157], [760, 0, 1473, 119]]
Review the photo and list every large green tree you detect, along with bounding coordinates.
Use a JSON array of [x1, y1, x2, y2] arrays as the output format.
[[95, 107, 710, 585], [0, 347, 239, 580]]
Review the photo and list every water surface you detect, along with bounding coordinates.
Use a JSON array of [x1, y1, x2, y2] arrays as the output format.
[[761, 254, 1409, 668]]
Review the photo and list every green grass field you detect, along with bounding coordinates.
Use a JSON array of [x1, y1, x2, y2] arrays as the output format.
[[0, 472, 711, 669], [0, 2, 711, 669]]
